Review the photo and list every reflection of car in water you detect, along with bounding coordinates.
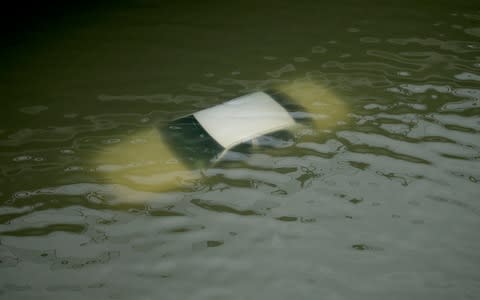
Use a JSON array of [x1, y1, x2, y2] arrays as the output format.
[[93, 81, 349, 198]]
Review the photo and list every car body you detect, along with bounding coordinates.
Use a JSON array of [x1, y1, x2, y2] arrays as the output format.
[[93, 81, 349, 197]]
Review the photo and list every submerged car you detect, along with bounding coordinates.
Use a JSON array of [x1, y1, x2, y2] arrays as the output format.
[[93, 81, 349, 196]]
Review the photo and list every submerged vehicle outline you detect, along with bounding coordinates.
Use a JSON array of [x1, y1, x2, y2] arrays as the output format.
[[92, 81, 349, 197]]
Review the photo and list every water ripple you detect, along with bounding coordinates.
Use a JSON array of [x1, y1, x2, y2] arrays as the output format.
[[2, 6, 480, 298], [387, 37, 480, 54]]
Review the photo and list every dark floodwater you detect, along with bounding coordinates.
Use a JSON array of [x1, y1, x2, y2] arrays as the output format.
[[1, 1, 480, 299]]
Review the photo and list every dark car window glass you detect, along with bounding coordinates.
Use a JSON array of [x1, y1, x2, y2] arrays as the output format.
[[265, 89, 314, 126], [158, 115, 224, 169]]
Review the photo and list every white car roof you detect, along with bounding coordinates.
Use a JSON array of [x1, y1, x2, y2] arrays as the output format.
[[193, 92, 296, 149]]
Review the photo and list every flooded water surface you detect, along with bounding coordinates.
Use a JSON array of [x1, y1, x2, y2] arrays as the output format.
[[1, 1, 479, 299]]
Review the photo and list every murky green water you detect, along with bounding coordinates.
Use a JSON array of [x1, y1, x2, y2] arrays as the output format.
[[1, 1, 480, 299]]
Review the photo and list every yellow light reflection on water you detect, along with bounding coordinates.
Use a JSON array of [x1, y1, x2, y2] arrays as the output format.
[[93, 128, 201, 193], [275, 80, 350, 131]]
